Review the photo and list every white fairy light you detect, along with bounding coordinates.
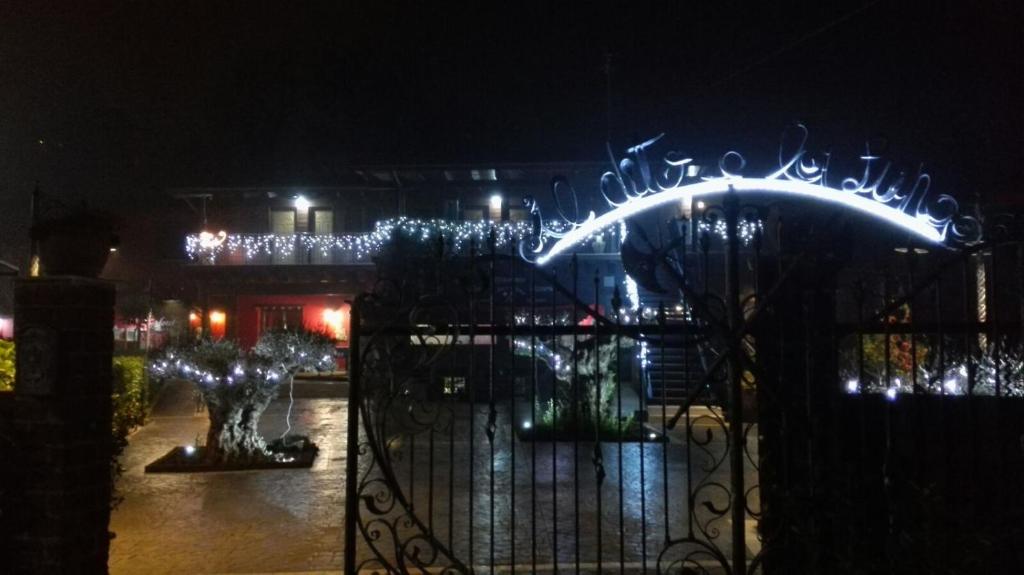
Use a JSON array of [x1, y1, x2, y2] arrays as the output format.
[[185, 217, 556, 263]]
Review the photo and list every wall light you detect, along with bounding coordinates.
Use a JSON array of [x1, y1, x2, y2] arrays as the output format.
[[209, 311, 226, 324], [295, 195, 311, 211], [489, 194, 503, 210], [322, 308, 346, 340], [198, 230, 227, 249]]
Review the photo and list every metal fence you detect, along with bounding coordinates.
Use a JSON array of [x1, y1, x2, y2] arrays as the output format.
[[344, 198, 1024, 573]]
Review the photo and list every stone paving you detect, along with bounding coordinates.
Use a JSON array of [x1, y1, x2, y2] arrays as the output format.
[[355, 403, 759, 573], [109, 382, 758, 574], [109, 381, 348, 574]]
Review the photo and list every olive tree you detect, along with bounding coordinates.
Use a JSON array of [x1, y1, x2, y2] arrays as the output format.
[[152, 330, 335, 463], [252, 329, 336, 441]]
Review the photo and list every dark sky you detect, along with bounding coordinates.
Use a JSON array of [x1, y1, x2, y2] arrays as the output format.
[[0, 0, 1021, 228]]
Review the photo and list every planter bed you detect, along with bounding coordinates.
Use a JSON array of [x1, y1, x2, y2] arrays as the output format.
[[145, 435, 318, 473]]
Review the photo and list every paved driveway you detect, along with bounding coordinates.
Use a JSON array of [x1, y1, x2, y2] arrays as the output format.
[[109, 383, 757, 574], [109, 381, 348, 574]]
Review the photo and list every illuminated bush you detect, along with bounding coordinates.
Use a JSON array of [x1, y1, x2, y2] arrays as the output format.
[[0, 340, 13, 392], [112, 356, 151, 435]]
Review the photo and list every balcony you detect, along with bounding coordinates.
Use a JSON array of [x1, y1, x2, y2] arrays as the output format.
[[184, 218, 621, 267]]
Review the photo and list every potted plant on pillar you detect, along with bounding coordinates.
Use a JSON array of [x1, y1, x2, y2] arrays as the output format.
[[31, 207, 119, 278]]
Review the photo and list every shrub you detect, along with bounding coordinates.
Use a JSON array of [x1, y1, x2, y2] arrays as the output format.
[[0, 340, 13, 392], [112, 356, 152, 435]]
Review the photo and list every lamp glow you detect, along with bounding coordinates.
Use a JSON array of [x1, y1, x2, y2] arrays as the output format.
[[198, 230, 227, 249], [209, 311, 226, 324], [489, 194, 503, 210], [295, 195, 311, 211], [322, 308, 346, 340], [183, 445, 196, 456]]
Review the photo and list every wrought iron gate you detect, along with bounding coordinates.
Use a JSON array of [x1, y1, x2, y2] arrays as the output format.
[[343, 130, 1024, 573], [342, 192, 774, 574]]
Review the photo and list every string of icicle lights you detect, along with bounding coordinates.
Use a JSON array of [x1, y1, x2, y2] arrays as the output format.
[[185, 217, 615, 263]]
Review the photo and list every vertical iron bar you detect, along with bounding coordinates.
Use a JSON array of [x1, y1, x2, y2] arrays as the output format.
[[962, 254, 975, 394], [469, 239, 477, 566], [594, 271, 604, 573], [343, 299, 362, 575], [429, 233, 443, 538], [936, 281, 945, 394], [659, 302, 670, 543], [884, 270, 892, 392], [409, 426, 415, 513], [551, 268, 559, 574], [684, 300, 694, 539], [724, 188, 747, 575], [449, 299, 456, 552], [857, 283, 866, 389], [572, 254, 581, 572], [530, 264, 538, 573], [639, 314, 649, 573], [429, 400, 435, 533], [909, 251, 919, 393], [509, 239, 517, 573], [489, 231, 497, 573], [614, 287, 625, 573], [990, 250, 1000, 396], [802, 300, 818, 568]]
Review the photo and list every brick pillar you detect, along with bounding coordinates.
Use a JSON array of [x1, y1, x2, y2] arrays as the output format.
[[12, 277, 115, 573]]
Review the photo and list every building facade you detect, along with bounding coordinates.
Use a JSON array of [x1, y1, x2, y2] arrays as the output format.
[[174, 163, 613, 367]]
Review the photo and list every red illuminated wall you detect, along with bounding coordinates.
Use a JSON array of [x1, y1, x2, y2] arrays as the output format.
[[235, 294, 351, 351]]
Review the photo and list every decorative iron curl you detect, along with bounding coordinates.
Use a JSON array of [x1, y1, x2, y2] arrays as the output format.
[[656, 537, 731, 575], [525, 124, 982, 266], [351, 278, 472, 574]]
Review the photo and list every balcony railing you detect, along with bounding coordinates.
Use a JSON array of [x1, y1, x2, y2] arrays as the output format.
[[184, 218, 622, 266], [186, 233, 375, 266]]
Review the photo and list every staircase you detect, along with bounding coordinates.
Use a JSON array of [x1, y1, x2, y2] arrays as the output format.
[[645, 342, 707, 404], [631, 283, 714, 405]]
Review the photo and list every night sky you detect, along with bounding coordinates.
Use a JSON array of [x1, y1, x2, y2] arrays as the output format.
[[0, 1, 1021, 268]]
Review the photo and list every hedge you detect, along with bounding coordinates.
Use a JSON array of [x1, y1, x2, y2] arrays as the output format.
[[0, 340, 12, 392], [112, 355, 154, 435], [0, 343, 157, 435]]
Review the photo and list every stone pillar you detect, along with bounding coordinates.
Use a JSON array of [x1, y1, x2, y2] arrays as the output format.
[[12, 277, 115, 573]]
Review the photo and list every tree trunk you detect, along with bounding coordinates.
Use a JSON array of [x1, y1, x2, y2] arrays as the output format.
[[203, 396, 274, 463]]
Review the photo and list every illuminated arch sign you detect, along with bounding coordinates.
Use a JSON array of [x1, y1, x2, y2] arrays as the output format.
[[527, 125, 981, 266]]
